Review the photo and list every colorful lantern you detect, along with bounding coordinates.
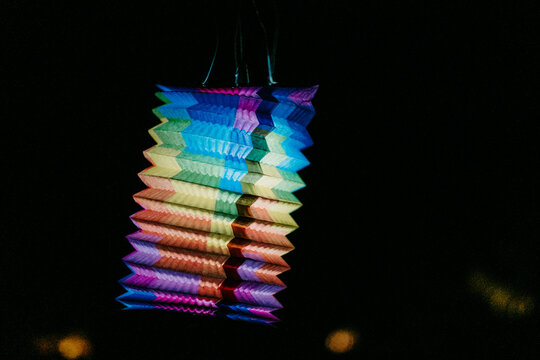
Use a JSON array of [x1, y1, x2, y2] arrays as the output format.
[[117, 85, 317, 323]]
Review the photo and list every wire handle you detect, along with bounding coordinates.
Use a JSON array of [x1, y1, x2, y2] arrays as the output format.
[[201, 33, 220, 87], [252, 0, 278, 85], [201, 0, 279, 87], [234, 0, 251, 87]]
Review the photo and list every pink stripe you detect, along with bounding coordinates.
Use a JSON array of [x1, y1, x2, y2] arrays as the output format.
[[197, 87, 262, 97], [249, 308, 279, 320]]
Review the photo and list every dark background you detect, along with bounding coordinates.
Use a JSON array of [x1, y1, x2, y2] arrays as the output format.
[[2, 0, 540, 358]]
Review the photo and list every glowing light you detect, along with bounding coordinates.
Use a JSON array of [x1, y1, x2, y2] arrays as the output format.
[[57, 334, 91, 359], [117, 85, 318, 323], [507, 296, 534, 316], [325, 328, 358, 353], [469, 272, 490, 292], [469, 271, 535, 317], [489, 288, 512, 310]]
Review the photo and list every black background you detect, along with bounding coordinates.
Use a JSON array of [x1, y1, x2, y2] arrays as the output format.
[[2, 0, 540, 359]]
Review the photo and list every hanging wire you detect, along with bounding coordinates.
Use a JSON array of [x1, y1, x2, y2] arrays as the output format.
[[233, 11, 240, 87], [252, 0, 278, 85], [238, 4, 250, 85], [202, 0, 279, 87], [270, 0, 279, 77], [201, 32, 220, 87], [234, 0, 249, 87], [245, 63, 250, 85]]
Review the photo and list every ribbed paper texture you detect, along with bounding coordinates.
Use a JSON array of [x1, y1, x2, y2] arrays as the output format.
[[118, 85, 317, 323]]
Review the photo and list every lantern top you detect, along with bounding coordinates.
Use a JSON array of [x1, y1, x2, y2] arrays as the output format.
[[156, 84, 319, 105]]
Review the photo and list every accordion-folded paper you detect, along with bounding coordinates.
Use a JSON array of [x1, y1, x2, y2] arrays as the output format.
[[118, 85, 317, 323]]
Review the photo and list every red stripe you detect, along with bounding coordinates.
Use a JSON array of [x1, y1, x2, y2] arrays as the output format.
[[231, 218, 255, 238], [223, 257, 245, 280], [219, 279, 242, 302], [220, 238, 252, 301]]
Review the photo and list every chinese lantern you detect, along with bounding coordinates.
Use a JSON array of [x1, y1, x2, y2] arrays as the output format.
[[117, 84, 317, 323]]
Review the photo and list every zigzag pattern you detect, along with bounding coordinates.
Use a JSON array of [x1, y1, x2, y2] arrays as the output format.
[[118, 85, 317, 323]]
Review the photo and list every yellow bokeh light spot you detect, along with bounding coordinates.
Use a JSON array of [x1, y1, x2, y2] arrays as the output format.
[[57, 334, 91, 359], [469, 271, 535, 317], [489, 288, 512, 310], [516, 297, 534, 314], [507, 298, 521, 314], [325, 329, 358, 353], [469, 272, 490, 292]]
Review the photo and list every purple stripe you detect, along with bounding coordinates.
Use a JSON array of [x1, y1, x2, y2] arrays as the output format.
[[123, 239, 161, 265], [126, 231, 163, 244], [234, 97, 261, 132], [233, 282, 284, 308], [123, 263, 202, 295], [288, 85, 319, 104], [236, 260, 265, 282]]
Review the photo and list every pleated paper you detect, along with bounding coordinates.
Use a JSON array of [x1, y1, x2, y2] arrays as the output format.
[[117, 85, 317, 323]]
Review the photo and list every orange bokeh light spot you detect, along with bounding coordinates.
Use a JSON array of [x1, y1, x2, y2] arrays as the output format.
[[325, 328, 358, 353], [57, 334, 92, 359]]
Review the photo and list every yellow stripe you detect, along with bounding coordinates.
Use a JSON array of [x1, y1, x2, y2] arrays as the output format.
[[144, 147, 182, 170], [210, 213, 235, 235], [141, 166, 179, 178], [168, 180, 219, 210], [267, 212, 298, 227], [258, 162, 281, 177], [254, 174, 282, 188], [148, 116, 169, 144], [206, 234, 233, 255]]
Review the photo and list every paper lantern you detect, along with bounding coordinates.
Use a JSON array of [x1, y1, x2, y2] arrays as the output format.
[[117, 85, 318, 323]]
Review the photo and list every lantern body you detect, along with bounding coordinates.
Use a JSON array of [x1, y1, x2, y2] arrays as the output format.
[[117, 85, 318, 323]]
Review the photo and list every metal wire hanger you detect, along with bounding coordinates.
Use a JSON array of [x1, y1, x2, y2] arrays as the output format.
[[201, 0, 279, 87]]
